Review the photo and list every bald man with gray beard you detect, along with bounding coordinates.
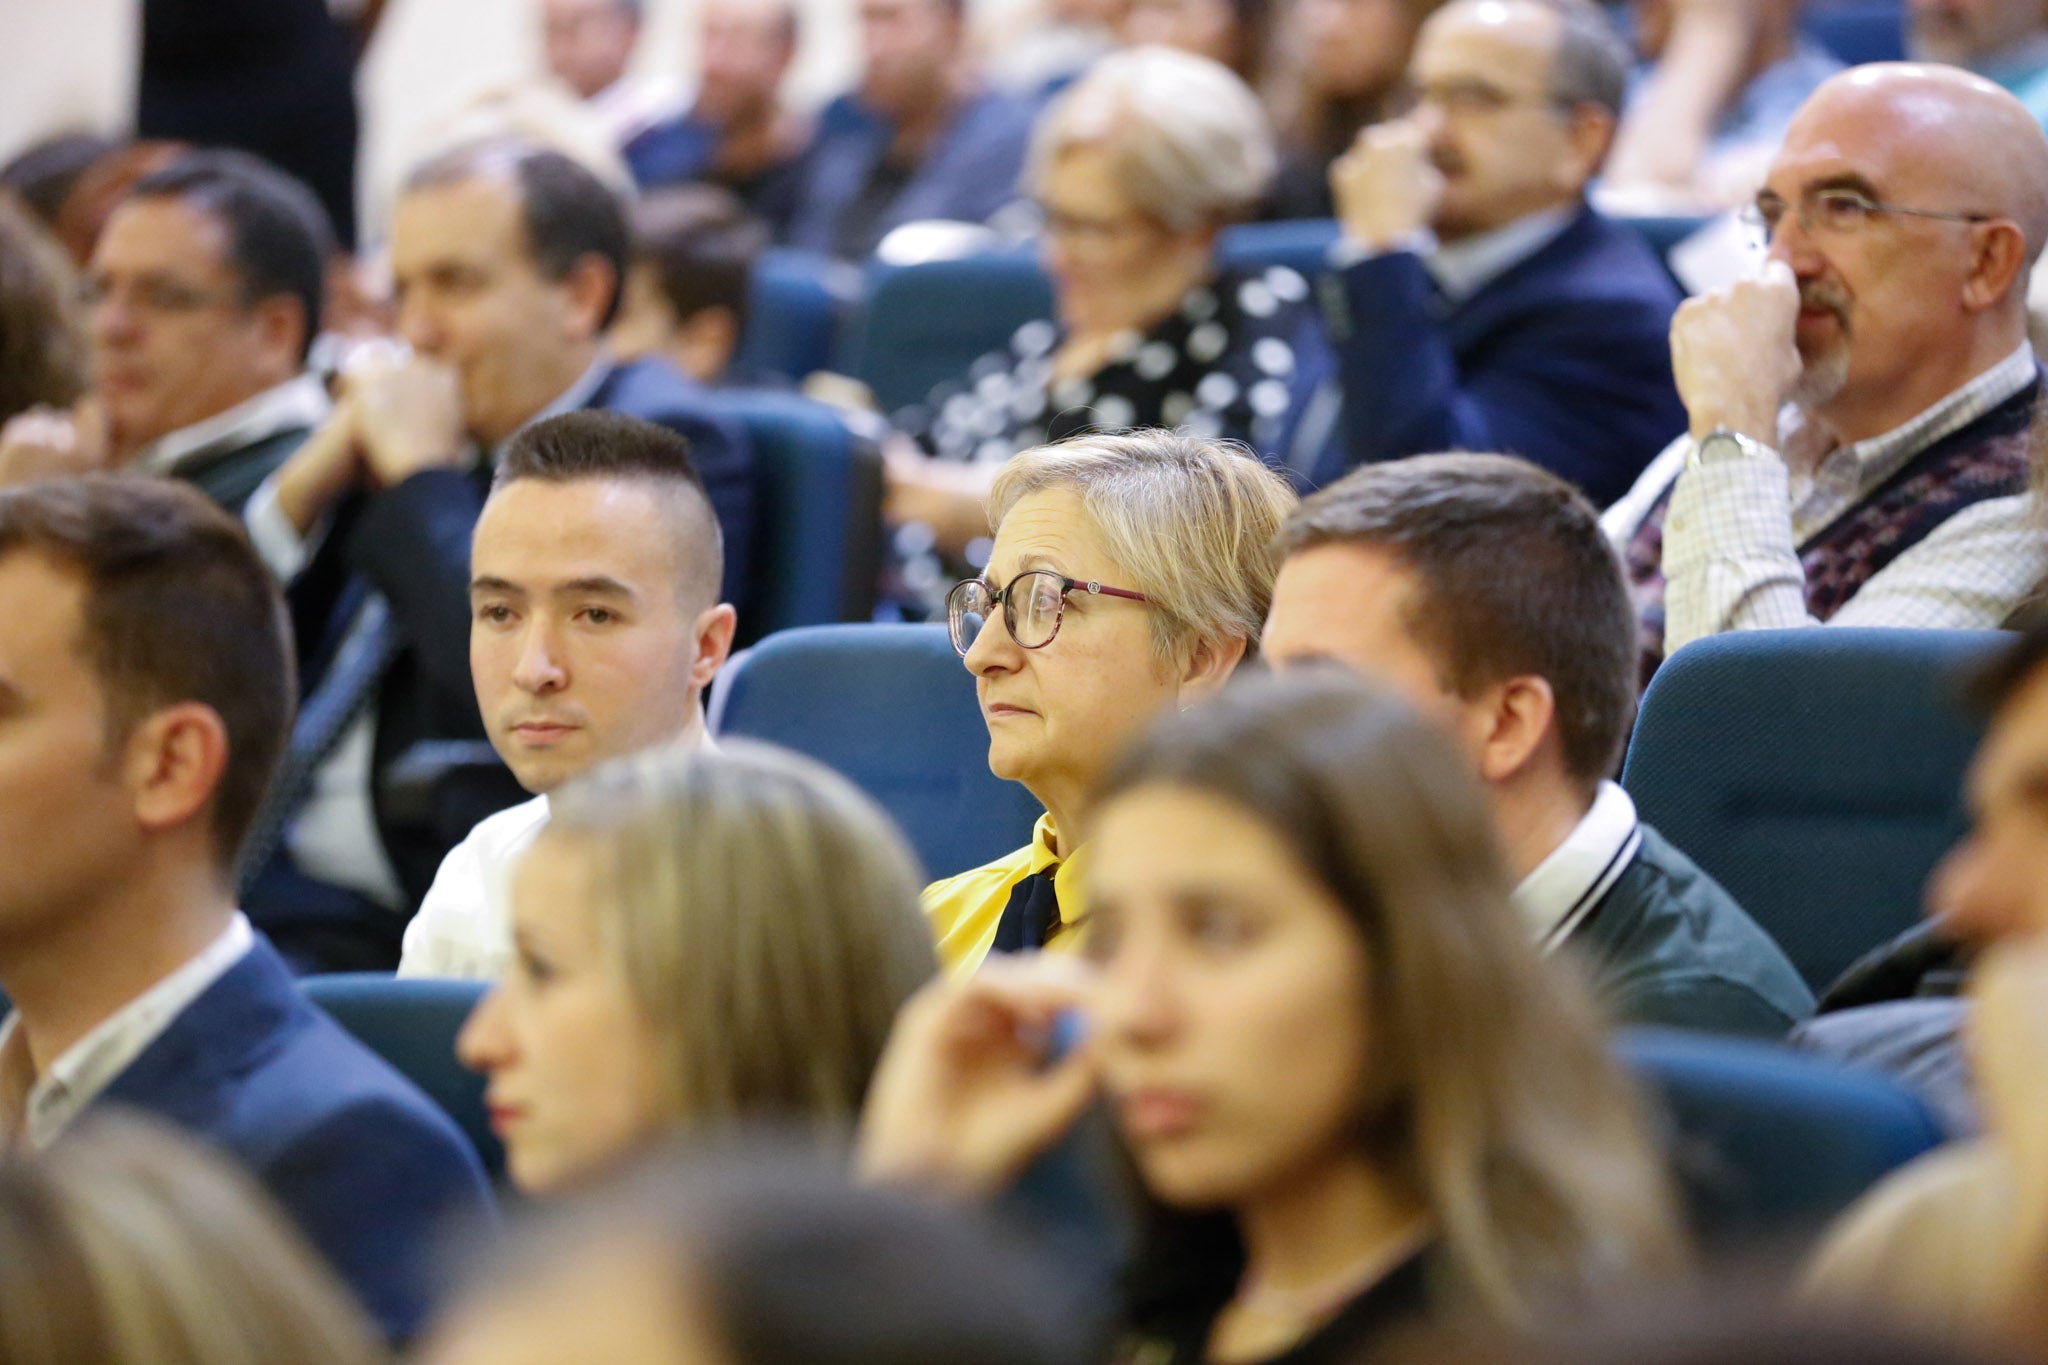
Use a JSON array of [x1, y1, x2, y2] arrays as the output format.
[[1605, 63, 2048, 682]]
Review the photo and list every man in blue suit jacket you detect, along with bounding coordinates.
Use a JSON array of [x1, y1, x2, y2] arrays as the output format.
[[783, 0, 1034, 260], [0, 477, 493, 1344], [242, 140, 755, 971], [1310, 0, 1686, 507]]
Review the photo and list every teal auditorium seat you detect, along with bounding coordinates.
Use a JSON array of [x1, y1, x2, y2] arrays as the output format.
[[843, 247, 1051, 415], [301, 974, 502, 1180], [1622, 628, 2002, 993], [714, 624, 1044, 880], [1801, 1, 1906, 65], [738, 248, 858, 385], [712, 390, 883, 646], [1620, 1028, 1942, 1248]]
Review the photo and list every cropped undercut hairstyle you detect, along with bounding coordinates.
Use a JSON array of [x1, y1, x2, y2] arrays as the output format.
[[0, 477, 294, 877], [127, 149, 337, 362], [545, 741, 938, 1134], [404, 138, 632, 328], [1027, 45, 1278, 233], [495, 409, 725, 606], [1277, 453, 1637, 793], [989, 430, 1298, 666]]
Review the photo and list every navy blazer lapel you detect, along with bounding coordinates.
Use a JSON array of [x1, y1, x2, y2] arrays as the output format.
[[1440, 207, 1599, 352], [95, 938, 302, 1127]]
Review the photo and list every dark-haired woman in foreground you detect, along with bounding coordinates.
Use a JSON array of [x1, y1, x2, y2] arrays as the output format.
[[864, 672, 1688, 1362]]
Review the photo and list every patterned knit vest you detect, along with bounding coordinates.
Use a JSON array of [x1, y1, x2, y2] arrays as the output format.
[[1624, 380, 2040, 687]]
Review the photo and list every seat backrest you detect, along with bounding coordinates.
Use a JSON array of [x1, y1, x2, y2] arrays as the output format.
[[738, 248, 859, 385], [1800, 0, 1906, 65], [841, 249, 1054, 415], [301, 974, 503, 1180], [714, 390, 883, 646], [714, 623, 1044, 880], [1619, 1028, 1943, 1249], [1622, 628, 2000, 992], [1217, 219, 1340, 281]]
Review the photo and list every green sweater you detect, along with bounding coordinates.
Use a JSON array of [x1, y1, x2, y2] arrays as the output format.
[[1571, 825, 1815, 1039]]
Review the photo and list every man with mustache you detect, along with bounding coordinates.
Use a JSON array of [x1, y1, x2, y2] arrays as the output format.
[[1311, 0, 1686, 508], [1605, 63, 2048, 680], [1906, 0, 2048, 133], [399, 410, 735, 979]]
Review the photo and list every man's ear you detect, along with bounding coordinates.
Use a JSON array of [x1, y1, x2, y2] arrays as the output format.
[[251, 294, 309, 375], [1560, 104, 1617, 194], [1473, 674, 1556, 785], [1176, 634, 1249, 706], [561, 252, 620, 342], [121, 702, 230, 837], [691, 603, 741, 691], [1963, 221, 2031, 313]]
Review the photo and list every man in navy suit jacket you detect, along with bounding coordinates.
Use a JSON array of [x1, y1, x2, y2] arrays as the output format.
[[0, 477, 493, 1343], [242, 140, 755, 971], [1310, 0, 1686, 507]]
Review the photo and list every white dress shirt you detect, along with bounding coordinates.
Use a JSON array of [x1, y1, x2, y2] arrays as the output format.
[[1604, 343, 2047, 656], [138, 374, 331, 479], [0, 915, 254, 1152], [397, 794, 550, 981], [1512, 781, 1643, 953], [1326, 205, 1578, 306], [241, 358, 614, 911]]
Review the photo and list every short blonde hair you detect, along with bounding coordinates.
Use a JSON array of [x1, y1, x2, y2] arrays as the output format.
[[546, 741, 938, 1135], [0, 1115, 384, 1365], [1026, 45, 1277, 232], [989, 430, 1299, 663]]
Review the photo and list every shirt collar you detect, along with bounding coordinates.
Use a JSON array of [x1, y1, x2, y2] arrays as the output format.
[[1426, 205, 1578, 304], [0, 914, 255, 1152], [138, 374, 330, 477], [488, 355, 613, 464], [1783, 342, 2038, 494], [1512, 782, 1642, 951], [1023, 813, 1092, 926]]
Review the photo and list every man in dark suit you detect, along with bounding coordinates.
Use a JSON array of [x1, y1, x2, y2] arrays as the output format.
[[784, 0, 1035, 260], [244, 139, 754, 971], [0, 149, 335, 515], [0, 477, 493, 1344], [1311, 0, 1686, 506]]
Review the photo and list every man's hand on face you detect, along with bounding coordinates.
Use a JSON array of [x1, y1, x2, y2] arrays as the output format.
[[1671, 258, 1803, 443], [346, 352, 467, 489], [0, 401, 109, 487], [1332, 118, 1446, 254]]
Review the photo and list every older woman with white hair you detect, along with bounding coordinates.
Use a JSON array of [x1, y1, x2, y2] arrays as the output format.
[[923, 429, 1298, 973], [886, 46, 1325, 563]]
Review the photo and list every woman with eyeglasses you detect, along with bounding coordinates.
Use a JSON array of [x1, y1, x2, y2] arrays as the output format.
[[864, 671, 1689, 1362], [884, 45, 1326, 584], [922, 428, 1297, 974]]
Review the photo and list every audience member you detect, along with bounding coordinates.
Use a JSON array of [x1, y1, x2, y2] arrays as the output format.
[[923, 431, 1296, 972], [1907, 0, 2048, 133], [609, 186, 773, 386], [0, 133, 123, 232], [0, 1115, 386, 1365], [983, 0, 1123, 99], [1602, 0, 1842, 212], [539, 0, 680, 148], [456, 742, 935, 1193], [1119, 0, 1274, 84], [1263, 455, 1813, 1036], [864, 671, 1690, 1360], [623, 0, 809, 233], [45, 142, 186, 269], [421, 1147, 1099, 1365], [784, 0, 1036, 260], [0, 477, 493, 1342], [1265, 0, 1449, 219], [400, 411, 736, 979], [1605, 64, 2048, 680], [0, 150, 334, 514], [243, 140, 753, 970], [886, 47, 1323, 575], [1312, 0, 1687, 506], [0, 198, 87, 430]]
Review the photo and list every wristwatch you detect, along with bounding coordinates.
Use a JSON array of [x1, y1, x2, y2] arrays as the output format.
[[1690, 427, 1773, 469]]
